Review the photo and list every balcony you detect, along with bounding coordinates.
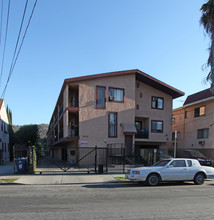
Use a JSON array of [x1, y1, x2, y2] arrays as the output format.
[[70, 125, 79, 137], [59, 129, 64, 140], [135, 129, 149, 139]]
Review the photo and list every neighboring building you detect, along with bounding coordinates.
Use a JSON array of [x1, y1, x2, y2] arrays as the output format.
[[172, 88, 214, 158], [0, 99, 10, 164], [47, 69, 184, 164]]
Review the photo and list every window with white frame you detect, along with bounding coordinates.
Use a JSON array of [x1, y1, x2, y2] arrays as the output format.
[[109, 88, 124, 102]]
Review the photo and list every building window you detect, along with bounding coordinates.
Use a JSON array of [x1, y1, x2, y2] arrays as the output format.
[[185, 111, 187, 119], [137, 82, 140, 88], [140, 93, 143, 98], [151, 96, 164, 110], [194, 106, 205, 118], [135, 121, 142, 131], [96, 86, 106, 109], [151, 120, 163, 133], [136, 104, 139, 110], [109, 88, 124, 102], [197, 128, 209, 139], [108, 112, 117, 137]]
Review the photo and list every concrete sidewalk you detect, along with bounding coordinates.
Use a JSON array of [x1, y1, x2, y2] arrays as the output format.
[[0, 161, 126, 185], [0, 173, 126, 185]]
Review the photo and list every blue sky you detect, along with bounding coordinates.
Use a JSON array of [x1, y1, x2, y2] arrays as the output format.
[[0, 0, 210, 125]]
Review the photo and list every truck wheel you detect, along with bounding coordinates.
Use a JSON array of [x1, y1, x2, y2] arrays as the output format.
[[194, 173, 205, 185]]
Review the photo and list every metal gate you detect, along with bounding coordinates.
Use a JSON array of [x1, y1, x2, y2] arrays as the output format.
[[36, 145, 132, 174], [34, 144, 164, 174]]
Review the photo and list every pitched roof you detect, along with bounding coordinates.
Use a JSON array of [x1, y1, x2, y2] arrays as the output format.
[[65, 69, 184, 99], [183, 88, 212, 106], [0, 99, 3, 110], [49, 69, 184, 128]]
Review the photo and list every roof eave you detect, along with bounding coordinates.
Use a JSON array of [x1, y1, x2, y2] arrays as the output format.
[[183, 96, 214, 108]]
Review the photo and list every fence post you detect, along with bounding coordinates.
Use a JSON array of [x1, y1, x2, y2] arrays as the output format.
[[13, 146, 16, 174], [32, 147, 35, 173], [123, 146, 126, 174], [106, 147, 108, 173], [95, 145, 97, 173]]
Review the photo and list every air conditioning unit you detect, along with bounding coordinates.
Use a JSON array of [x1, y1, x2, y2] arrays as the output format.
[[199, 140, 205, 145]]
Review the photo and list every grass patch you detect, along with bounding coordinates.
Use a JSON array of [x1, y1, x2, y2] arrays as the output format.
[[0, 178, 18, 183], [114, 177, 127, 181]]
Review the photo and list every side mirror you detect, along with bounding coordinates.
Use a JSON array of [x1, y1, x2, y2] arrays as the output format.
[[167, 165, 173, 168]]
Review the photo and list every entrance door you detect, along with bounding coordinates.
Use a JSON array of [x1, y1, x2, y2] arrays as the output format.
[[125, 135, 133, 155], [61, 148, 67, 161]]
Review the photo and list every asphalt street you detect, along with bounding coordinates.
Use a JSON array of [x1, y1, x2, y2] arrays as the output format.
[[0, 181, 214, 220]]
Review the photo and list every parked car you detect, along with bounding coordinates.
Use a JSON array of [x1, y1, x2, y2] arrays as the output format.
[[157, 150, 172, 160], [125, 158, 214, 186], [182, 150, 212, 166]]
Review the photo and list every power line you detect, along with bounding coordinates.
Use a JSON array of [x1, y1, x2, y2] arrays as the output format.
[[8, 0, 29, 87], [1, 0, 38, 98], [0, 0, 4, 49], [0, 0, 10, 88]]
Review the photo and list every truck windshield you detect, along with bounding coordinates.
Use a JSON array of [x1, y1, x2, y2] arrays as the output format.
[[153, 160, 171, 166]]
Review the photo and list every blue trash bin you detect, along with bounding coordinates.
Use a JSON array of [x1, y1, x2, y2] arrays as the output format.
[[15, 158, 28, 173]]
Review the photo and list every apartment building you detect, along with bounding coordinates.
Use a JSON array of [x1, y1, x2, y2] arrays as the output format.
[[47, 69, 184, 163], [172, 88, 214, 157], [0, 99, 9, 164]]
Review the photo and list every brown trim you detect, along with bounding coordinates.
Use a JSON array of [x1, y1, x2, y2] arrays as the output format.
[[96, 86, 106, 109], [66, 107, 79, 112], [124, 132, 135, 135], [48, 69, 184, 132], [108, 112, 118, 138], [151, 120, 164, 133], [151, 96, 164, 110], [50, 136, 79, 147], [109, 87, 125, 103]]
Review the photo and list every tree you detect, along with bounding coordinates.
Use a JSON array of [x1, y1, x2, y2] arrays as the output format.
[[6, 105, 12, 125], [14, 124, 39, 147], [6, 105, 14, 161], [200, 0, 214, 95]]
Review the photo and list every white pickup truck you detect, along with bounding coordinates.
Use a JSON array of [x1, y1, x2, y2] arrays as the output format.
[[125, 158, 214, 186]]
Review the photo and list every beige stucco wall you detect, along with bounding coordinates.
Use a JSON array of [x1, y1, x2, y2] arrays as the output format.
[[77, 73, 136, 147], [172, 100, 214, 150], [0, 100, 10, 163], [135, 80, 173, 144]]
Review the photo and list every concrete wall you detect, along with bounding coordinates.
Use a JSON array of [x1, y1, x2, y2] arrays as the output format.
[[77, 73, 136, 147], [0, 100, 10, 163], [172, 100, 214, 150], [135, 80, 173, 144]]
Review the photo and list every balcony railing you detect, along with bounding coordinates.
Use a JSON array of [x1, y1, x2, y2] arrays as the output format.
[[135, 129, 149, 139]]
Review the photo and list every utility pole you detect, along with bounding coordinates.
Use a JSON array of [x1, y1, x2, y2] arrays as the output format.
[[174, 130, 177, 158]]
